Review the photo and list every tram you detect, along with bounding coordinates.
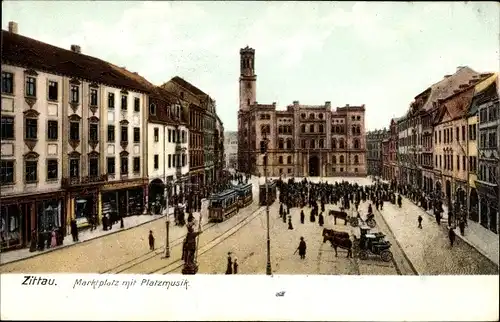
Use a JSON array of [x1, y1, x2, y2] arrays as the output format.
[[259, 180, 277, 206], [208, 189, 239, 223], [233, 182, 253, 208]]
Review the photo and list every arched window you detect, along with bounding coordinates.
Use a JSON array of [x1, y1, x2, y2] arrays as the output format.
[[319, 124, 324, 133], [352, 126, 356, 135], [332, 155, 337, 164], [354, 155, 359, 164], [340, 155, 344, 164], [310, 139, 315, 149], [319, 113, 323, 119], [309, 114, 315, 120], [278, 139, 284, 149], [286, 139, 293, 149], [339, 139, 345, 149], [354, 139, 360, 149], [356, 126, 361, 135], [332, 139, 337, 149], [319, 139, 324, 148], [301, 124, 306, 133], [278, 126, 282, 134], [309, 124, 314, 133], [301, 113, 306, 119], [301, 140, 306, 149]]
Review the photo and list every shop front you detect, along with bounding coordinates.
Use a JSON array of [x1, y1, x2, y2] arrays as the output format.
[[0, 191, 65, 252], [476, 182, 498, 234], [148, 178, 165, 215], [100, 178, 148, 220], [68, 187, 99, 230]]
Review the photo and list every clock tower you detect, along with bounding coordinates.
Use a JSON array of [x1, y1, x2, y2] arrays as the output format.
[[239, 46, 256, 111]]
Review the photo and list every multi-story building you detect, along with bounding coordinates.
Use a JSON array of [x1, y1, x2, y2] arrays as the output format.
[[366, 129, 388, 177], [147, 86, 189, 209], [476, 75, 499, 234], [237, 46, 366, 177], [433, 85, 477, 218], [381, 138, 390, 180], [0, 23, 151, 250], [202, 97, 216, 185], [224, 131, 238, 169], [161, 77, 207, 188], [467, 73, 497, 223], [398, 66, 480, 193], [214, 115, 224, 181], [388, 118, 399, 183]]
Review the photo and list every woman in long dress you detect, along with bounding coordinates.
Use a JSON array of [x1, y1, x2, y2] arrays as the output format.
[[50, 229, 57, 248]]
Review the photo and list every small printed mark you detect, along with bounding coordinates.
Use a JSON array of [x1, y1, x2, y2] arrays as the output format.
[[276, 291, 285, 297]]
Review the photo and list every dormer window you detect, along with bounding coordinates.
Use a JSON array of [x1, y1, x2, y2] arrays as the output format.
[[70, 85, 79, 103], [149, 103, 156, 115]]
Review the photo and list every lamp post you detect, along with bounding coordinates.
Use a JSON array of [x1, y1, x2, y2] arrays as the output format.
[[261, 132, 272, 275], [164, 182, 170, 258]]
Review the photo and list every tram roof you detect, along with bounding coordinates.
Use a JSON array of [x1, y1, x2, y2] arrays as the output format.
[[210, 189, 238, 199], [233, 182, 252, 190]]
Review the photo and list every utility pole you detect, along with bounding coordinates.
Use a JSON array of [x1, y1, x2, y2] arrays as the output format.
[[164, 181, 170, 258], [261, 132, 272, 275]]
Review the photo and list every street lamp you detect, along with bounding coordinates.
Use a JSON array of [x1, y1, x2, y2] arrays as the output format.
[[261, 132, 272, 275], [164, 182, 171, 258]]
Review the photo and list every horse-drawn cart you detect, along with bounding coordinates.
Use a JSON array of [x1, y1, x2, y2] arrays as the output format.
[[329, 209, 377, 228], [353, 226, 393, 262]]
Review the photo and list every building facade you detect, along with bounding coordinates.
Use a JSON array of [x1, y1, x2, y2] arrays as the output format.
[[214, 115, 224, 181], [224, 131, 238, 169], [366, 129, 388, 177], [388, 118, 399, 182], [237, 46, 366, 177], [476, 76, 499, 234], [1, 24, 151, 251]]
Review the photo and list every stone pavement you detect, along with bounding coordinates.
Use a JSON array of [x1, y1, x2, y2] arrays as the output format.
[[377, 197, 498, 274], [405, 197, 499, 266]]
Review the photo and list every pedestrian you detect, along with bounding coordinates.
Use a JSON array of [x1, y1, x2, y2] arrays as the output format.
[[226, 252, 233, 274], [70, 219, 78, 242], [418, 215, 423, 229], [300, 210, 305, 224], [102, 214, 108, 231], [288, 216, 294, 230], [233, 258, 238, 274], [318, 212, 324, 227], [282, 211, 287, 223], [459, 219, 465, 236], [448, 227, 456, 248], [148, 230, 155, 251], [296, 237, 307, 259], [50, 229, 57, 248], [29, 229, 37, 252]]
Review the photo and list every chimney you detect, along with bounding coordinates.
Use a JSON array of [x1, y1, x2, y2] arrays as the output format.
[[293, 101, 299, 106], [70, 45, 81, 54], [272, 102, 276, 108], [8, 21, 18, 34], [325, 101, 331, 108], [346, 104, 350, 107]]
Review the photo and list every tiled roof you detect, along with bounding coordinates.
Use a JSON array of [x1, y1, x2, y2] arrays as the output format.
[[170, 76, 207, 97], [419, 66, 480, 112], [468, 73, 497, 117], [1, 30, 151, 93], [438, 87, 475, 122]]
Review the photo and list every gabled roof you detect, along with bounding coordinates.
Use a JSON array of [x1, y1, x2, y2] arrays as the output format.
[[1, 30, 151, 93], [170, 76, 207, 97], [468, 73, 497, 117]]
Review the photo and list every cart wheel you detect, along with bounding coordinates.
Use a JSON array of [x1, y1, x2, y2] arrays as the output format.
[[358, 250, 368, 260], [350, 218, 359, 227], [381, 250, 393, 262], [367, 219, 376, 228]]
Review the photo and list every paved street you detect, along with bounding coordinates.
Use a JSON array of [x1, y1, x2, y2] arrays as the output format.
[[0, 176, 497, 275]]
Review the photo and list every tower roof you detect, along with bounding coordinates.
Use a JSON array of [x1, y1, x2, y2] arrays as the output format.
[[240, 46, 255, 54]]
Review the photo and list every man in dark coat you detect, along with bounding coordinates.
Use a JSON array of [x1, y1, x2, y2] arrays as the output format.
[[318, 212, 324, 227], [300, 210, 305, 224], [418, 215, 423, 229], [448, 227, 456, 247], [459, 219, 466, 236], [297, 237, 307, 259], [225, 252, 233, 274], [70, 219, 78, 242]]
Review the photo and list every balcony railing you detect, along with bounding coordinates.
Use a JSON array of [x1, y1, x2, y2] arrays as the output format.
[[62, 174, 108, 187]]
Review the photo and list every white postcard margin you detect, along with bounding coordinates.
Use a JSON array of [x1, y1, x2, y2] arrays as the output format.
[[1, 274, 498, 321]]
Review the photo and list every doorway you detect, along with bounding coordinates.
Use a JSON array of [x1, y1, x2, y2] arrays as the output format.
[[308, 156, 320, 177]]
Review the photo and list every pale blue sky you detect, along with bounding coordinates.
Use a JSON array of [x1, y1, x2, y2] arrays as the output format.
[[2, 1, 499, 131]]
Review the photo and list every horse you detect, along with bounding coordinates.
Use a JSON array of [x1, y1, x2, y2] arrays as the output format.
[[322, 228, 350, 242], [328, 210, 349, 225], [325, 236, 353, 258]]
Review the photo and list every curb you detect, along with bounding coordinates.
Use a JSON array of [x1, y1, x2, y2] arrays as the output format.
[[374, 207, 420, 276], [0, 213, 170, 267], [405, 197, 499, 267]]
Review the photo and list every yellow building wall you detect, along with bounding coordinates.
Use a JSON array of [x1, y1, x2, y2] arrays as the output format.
[[467, 115, 478, 189]]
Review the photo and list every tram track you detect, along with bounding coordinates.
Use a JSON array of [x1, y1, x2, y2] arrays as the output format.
[[151, 206, 265, 275], [103, 203, 264, 274]]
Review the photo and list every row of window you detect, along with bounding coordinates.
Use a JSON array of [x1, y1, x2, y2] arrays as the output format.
[[435, 153, 468, 172], [277, 125, 292, 134], [153, 154, 187, 170], [479, 103, 499, 124], [479, 131, 498, 149], [1, 72, 141, 111], [190, 110, 204, 130], [0, 156, 141, 185], [190, 150, 204, 168], [152, 127, 187, 144], [478, 163, 498, 184]]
